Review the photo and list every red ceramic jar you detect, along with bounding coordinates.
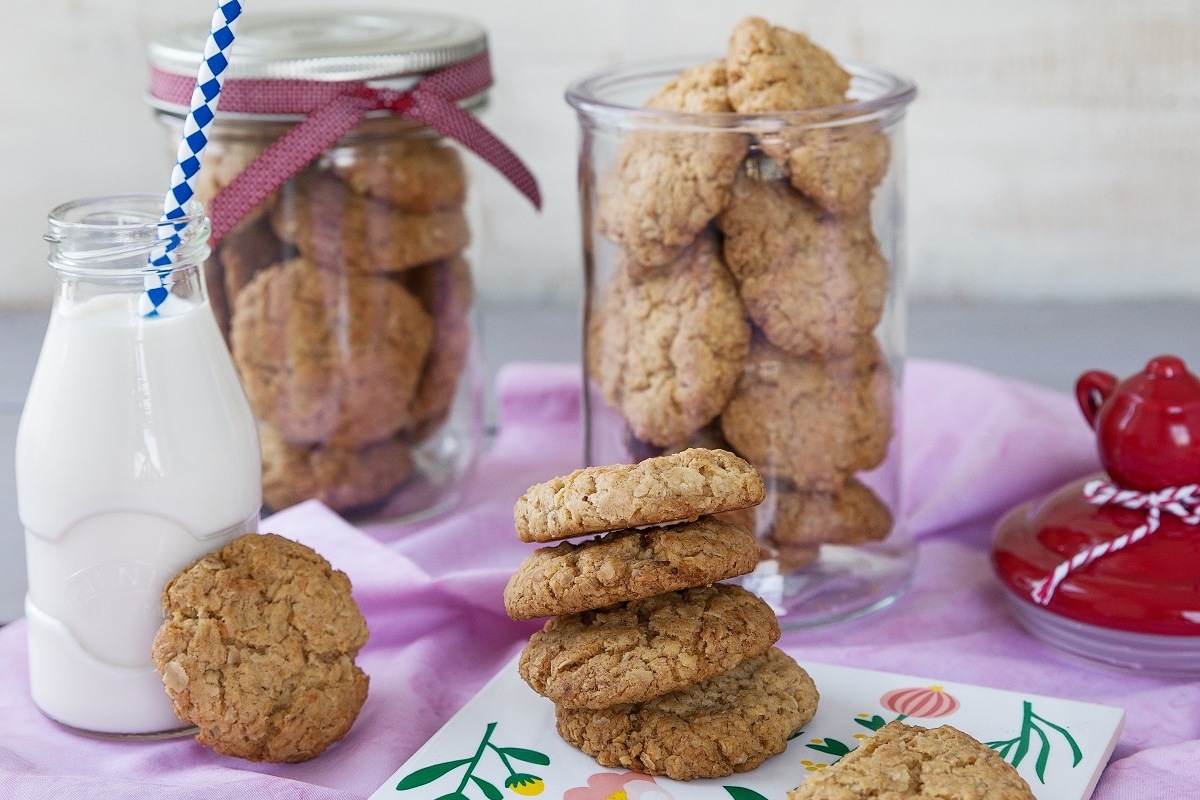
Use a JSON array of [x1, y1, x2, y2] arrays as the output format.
[[992, 356, 1200, 677]]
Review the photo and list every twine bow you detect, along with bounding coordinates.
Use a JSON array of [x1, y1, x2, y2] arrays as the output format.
[[149, 50, 541, 246], [1030, 479, 1200, 605]]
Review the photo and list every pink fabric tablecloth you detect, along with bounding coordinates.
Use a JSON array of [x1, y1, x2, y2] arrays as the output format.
[[2, 360, 1198, 799]]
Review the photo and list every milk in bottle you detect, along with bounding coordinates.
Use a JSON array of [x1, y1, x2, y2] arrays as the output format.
[[16, 195, 261, 735]]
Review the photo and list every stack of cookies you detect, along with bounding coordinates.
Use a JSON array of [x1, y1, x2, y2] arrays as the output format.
[[587, 17, 897, 570], [193, 130, 475, 513], [504, 449, 820, 780]]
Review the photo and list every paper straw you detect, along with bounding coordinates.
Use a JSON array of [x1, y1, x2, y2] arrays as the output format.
[[141, 0, 243, 317]]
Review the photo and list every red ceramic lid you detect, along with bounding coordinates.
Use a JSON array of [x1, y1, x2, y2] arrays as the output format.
[[993, 476, 1200, 636]]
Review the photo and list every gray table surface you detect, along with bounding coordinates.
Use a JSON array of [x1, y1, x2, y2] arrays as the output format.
[[1, 299, 1197, 624]]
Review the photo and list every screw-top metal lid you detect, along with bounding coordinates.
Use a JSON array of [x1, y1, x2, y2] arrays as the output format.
[[148, 10, 487, 83]]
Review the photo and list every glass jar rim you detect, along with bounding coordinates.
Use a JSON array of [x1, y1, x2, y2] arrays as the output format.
[[45, 194, 210, 277], [565, 55, 916, 131]]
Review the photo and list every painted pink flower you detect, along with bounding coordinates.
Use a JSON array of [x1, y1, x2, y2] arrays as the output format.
[[564, 772, 674, 800], [880, 685, 960, 718]]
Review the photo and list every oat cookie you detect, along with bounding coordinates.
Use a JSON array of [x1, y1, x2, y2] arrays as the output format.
[[776, 124, 891, 216], [587, 234, 750, 448], [595, 61, 748, 270], [725, 17, 850, 113], [514, 448, 765, 543], [720, 338, 893, 491], [230, 258, 434, 447], [259, 423, 414, 513], [329, 137, 467, 213], [272, 170, 469, 274], [719, 165, 888, 359], [504, 516, 759, 620], [749, 477, 893, 547], [519, 583, 779, 709], [151, 533, 369, 763], [556, 647, 818, 781], [788, 720, 1036, 800], [219, 215, 287, 306], [403, 256, 475, 442]]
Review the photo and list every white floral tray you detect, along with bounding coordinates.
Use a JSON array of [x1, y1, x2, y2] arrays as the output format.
[[368, 654, 1124, 800]]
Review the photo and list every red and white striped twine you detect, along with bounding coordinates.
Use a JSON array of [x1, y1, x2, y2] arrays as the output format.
[[1030, 479, 1200, 605]]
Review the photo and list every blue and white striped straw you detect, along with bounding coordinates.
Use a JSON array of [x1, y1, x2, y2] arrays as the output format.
[[141, 0, 243, 318]]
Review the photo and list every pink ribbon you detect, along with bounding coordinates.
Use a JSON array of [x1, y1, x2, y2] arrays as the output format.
[[1030, 479, 1200, 605], [149, 51, 541, 245]]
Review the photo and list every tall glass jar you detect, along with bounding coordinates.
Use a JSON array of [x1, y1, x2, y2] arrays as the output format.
[[16, 195, 261, 735], [567, 57, 917, 628], [146, 11, 486, 520]]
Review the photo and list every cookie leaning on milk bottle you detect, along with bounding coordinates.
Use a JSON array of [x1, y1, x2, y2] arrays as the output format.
[[504, 448, 820, 780]]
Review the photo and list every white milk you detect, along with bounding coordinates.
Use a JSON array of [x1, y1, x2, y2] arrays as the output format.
[[17, 293, 261, 734]]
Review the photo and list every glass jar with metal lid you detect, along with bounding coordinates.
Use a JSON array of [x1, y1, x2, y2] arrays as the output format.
[[147, 10, 538, 520]]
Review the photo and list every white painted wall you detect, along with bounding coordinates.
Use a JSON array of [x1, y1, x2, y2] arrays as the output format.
[[1, 0, 1198, 308]]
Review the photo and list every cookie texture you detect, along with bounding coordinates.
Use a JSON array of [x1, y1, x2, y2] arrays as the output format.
[[328, 137, 467, 213], [725, 17, 850, 113], [556, 647, 818, 781], [503, 516, 759, 620], [259, 423, 414, 513], [151, 533, 369, 763], [787, 721, 1036, 800], [720, 338, 893, 491], [230, 258, 434, 447], [719, 165, 888, 359], [588, 234, 750, 447], [514, 448, 765, 543], [219, 216, 286, 305], [776, 124, 891, 216], [595, 61, 748, 270], [272, 170, 469, 274], [750, 477, 893, 548], [519, 584, 780, 709]]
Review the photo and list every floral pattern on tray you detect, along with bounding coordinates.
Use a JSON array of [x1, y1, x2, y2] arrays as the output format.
[[371, 655, 1124, 800]]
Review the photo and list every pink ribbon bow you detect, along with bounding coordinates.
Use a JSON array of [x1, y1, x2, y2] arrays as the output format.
[[1030, 479, 1200, 605], [149, 51, 541, 245]]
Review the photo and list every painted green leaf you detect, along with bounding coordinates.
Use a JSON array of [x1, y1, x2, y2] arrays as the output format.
[[987, 738, 1018, 760], [498, 747, 551, 766], [854, 715, 887, 731], [472, 776, 504, 800], [1032, 712, 1084, 766], [1032, 723, 1052, 783], [396, 758, 473, 790], [807, 738, 852, 757], [724, 786, 771, 800], [787, 729, 805, 741], [1011, 729, 1031, 768]]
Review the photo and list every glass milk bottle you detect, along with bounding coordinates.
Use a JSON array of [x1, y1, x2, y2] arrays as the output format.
[[16, 195, 262, 736]]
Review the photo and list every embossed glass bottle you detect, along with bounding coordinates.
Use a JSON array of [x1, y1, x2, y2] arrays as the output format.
[[16, 195, 261, 735]]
